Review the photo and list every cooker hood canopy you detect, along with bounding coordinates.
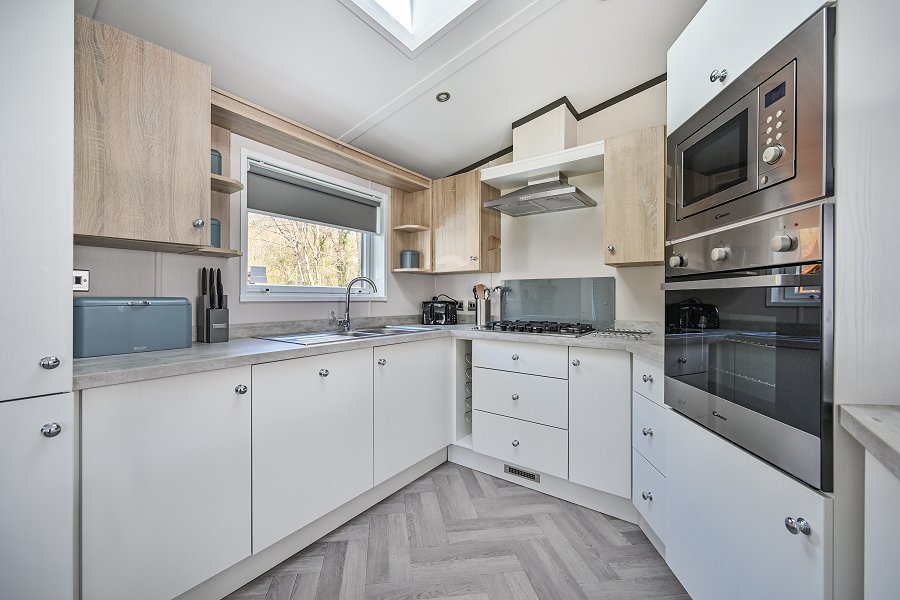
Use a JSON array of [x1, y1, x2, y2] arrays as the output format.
[[484, 172, 596, 216]]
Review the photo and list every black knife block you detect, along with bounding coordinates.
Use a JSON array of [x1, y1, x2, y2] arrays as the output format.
[[197, 295, 229, 343]]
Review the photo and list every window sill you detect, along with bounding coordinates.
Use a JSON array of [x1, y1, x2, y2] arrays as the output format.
[[240, 292, 388, 303]]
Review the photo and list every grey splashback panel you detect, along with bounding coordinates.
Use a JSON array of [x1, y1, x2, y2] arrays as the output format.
[[498, 278, 615, 328]]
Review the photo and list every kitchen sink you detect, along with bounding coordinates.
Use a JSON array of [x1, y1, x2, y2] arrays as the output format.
[[256, 326, 434, 346]]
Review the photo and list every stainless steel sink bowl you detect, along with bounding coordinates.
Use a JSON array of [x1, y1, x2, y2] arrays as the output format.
[[255, 326, 433, 346], [353, 325, 436, 335]]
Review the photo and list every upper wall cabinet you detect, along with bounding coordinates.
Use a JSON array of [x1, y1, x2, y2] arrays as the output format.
[[433, 171, 501, 273], [603, 125, 665, 267], [74, 15, 211, 251], [667, 0, 827, 132]]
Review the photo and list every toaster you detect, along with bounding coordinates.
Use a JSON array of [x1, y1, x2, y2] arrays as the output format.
[[422, 300, 457, 325]]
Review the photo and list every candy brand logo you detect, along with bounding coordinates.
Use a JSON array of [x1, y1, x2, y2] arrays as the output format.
[[133, 346, 147, 351], [712, 410, 728, 421], [715, 212, 731, 220]]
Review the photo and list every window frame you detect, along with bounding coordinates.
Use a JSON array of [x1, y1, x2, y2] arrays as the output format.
[[239, 148, 387, 302]]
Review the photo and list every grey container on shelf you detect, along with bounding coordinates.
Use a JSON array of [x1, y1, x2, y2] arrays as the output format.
[[400, 250, 420, 269], [211, 149, 222, 175], [210, 218, 221, 248], [73, 297, 192, 358]]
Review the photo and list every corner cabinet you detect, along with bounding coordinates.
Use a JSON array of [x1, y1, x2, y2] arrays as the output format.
[[81, 367, 252, 600], [432, 171, 501, 273], [74, 15, 212, 252], [603, 125, 665, 267], [666, 410, 832, 600]]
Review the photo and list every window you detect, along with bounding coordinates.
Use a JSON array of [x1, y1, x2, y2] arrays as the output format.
[[240, 153, 386, 301]]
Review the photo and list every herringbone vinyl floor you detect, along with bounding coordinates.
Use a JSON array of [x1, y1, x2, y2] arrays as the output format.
[[224, 463, 688, 600]]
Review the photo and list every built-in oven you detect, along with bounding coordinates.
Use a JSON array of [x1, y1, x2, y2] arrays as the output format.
[[667, 7, 834, 240], [664, 203, 833, 491]]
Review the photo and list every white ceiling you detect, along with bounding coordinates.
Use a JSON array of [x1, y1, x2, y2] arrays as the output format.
[[75, 0, 704, 179]]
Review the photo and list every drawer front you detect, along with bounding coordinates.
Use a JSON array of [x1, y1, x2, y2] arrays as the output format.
[[473, 367, 568, 429], [473, 410, 568, 479], [473, 339, 568, 379], [632, 354, 664, 405], [632, 449, 666, 540], [632, 392, 667, 474]]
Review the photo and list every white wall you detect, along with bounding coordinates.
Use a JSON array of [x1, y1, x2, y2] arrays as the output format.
[[435, 83, 667, 324], [831, 0, 900, 597]]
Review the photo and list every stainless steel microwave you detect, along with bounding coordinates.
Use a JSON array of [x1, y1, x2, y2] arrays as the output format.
[[666, 7, 834, 241]]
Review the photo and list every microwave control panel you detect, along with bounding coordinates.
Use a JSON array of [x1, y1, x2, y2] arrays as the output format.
[[758, 61, 797, 187]]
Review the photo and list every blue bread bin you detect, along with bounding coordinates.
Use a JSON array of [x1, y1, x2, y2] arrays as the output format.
[[74, 297, 192, 358]]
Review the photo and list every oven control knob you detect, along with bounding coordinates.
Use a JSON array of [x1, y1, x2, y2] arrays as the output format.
[[762, 144, 785, 165], [669, 255, 688, 268], [710, 247, 730, 262], [770, 235, 796, 252]]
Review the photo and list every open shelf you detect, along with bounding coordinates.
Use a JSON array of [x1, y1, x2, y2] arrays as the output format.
[[454, 434, 473, 450], [188, 246, 243, 258], [392, 224, 430, 233], [480, 140, 605, 189], [210, 173, 244, 194], [393, 267, 431, 273]]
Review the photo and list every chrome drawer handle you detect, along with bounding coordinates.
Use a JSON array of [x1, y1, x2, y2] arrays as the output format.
[[235, 384, 248, 395], [571, 359, 580, 366], [642, 427, 653, 437], [377, 358, 386, 366], [319, 369, 329, 377], [642, 491, 653, 501], [642, 374, 653, 383], [41, 422, 62, 438], [786, 517, 811, 535], [511, 354, 519, 361], [710, 68, 728, 83], [511, 394, 519, 401], [511, 440, 520, 447], [678, 356, 687, 364], [39, 356, 60, 370]]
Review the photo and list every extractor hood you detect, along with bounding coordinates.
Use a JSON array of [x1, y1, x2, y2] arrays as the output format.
[[484, 173, 596, 216]]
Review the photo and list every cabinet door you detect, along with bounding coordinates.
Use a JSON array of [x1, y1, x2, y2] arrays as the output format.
[[433, 172, 500, 273], [667, 0, 827, 132], [74, 15, 211, 247], [0, 393, 74, 600], [374, 338, 451, 484], [0, 1, 73, 402], [603, 126, 665, 267], [82, 367, 251, 600], [252, 349, 374, 552], [666, 410, 831, 600], [568, 348, 631, 497]]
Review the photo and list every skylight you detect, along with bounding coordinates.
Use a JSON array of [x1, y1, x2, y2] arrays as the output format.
[[339, 0, 484, 56]]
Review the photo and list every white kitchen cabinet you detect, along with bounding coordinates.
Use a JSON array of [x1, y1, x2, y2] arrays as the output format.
[[864, 452, 900, 600], [473, 367, 568, 429], [374, 338, 451, 484], [81, 367, 252, 600], [473, 410, 568, 479], [472, 339, 569, 379], [632, 354, 664, 406], [0, 393, 74, 600], [632, 392, 667, 474], [632, 449, 666, 540], [667, 0, 827, 132], [252, 349, 374, 552], [0, 1, 73, 403], [568, 348, 631, 498], [666, 410, 832, 600]]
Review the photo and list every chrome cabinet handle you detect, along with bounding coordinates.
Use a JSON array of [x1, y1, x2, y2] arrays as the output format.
[[678, 356, 687, 364], [787, 517, 812, 535], [192, 218, 205, 228], [571, 359, 580, 366], [642, 491, 653, 501], [642, 427, 653, 437], [470, 256, 477, 261], [41, 422, 62, 438], [710, 68, 728, 83], [235, 384, 248, 395], [642, 374, 653, 383], [319, 369, 329, 377], [511, 354, 519, 361], [785, 517, 798, 534], [511, 440, 520, 447], [377, 358, 386, 366], [39, 356, 60, 370], [511, 394, 519, 401], [607, 245, 615, 253]]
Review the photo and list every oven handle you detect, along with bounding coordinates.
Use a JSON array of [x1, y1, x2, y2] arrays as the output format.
[[661, 273, 821, 291]]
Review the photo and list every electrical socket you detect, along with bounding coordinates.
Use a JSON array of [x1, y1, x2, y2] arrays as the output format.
[[467, 300, 476, 311], [456, 300, 464, 311], [73, 269, 90, 292]]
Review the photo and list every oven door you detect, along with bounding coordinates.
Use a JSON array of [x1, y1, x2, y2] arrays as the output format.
[[676, 91, 760, 221], [663, 267, 828, 489]]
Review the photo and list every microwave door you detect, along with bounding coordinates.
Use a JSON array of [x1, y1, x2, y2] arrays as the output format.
[[676, 91, 760, 222]]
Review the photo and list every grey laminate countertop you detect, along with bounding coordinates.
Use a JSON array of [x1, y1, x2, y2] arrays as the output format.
[[73, 326, 664, 390], [841, 405, 900, 481]]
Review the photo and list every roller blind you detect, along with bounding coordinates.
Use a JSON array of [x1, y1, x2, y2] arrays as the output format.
[[247, 160, 381, 234]]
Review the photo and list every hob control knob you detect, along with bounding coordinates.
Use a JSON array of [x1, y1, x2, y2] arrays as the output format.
[[762, 144, 785, 165], [710, 247, 730, 262], [770, 235, 796, 252], [669, 255, 688, 268]]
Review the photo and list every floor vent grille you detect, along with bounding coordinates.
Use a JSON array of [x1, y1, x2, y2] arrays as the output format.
[[504, 464, 540, 483]]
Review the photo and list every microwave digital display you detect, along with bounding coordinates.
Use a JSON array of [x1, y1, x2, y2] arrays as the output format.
[[765, 81, 787, 107]]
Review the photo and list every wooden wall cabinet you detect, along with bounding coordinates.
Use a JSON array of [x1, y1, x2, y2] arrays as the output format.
[[433, 171, 501, 273], [603, 125, 666, 267], [390, 188, 433, 272], [74, 15, 211, 252]]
